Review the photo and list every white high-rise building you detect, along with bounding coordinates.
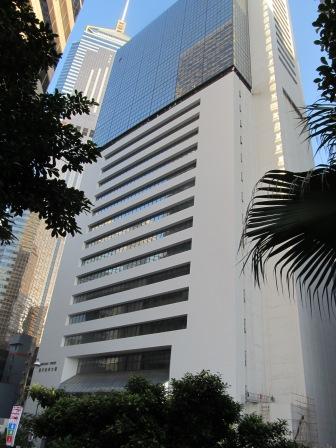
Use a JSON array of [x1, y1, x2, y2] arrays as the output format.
[[19, 7, 132, 348], [52, 18, 130, 197], [29, 1, 336, 446], [56, 9, 130, 142]]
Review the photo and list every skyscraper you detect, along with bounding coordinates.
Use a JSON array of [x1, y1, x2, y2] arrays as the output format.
[[0, 2, 130, 349], [29, 0, 85, 90], [56, 19, 130, 141], [0, 0, 130, 421], [29, 1, 336, 445], [0, 0, 85, 347], [30, 0, 84, 52], [0, 213, 56, 349]]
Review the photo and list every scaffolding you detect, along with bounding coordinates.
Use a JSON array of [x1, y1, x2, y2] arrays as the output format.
[[291, 394, 319, 447], [245, 391, 319, 447], [245, 391, 274, 422], [245, 391, 275, 404]]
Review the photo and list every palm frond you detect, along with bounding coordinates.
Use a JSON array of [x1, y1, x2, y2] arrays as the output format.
[[241, 165, 336, 312], [303, 102, 336, 162]]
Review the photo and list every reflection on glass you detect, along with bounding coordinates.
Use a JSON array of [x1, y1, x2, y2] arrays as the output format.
[[95, 0, 251, 146]]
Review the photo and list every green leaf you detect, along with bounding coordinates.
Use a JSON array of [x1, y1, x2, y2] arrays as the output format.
[[0, 0, 101, 243]]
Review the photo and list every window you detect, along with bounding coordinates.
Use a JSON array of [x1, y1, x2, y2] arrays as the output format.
[[283, 89, 303, 119], [100, 128, 198, 185], [73, 263, 190, 303], [69, 288, 189, 324], [77, 240, 192, 284], [94, 162, 196, 215], [93, 0, 252, 146], [65, 316, 187, 346], [97, 144, 197, 201], [85, 199, 194, 248], [82, 219, 193, 265], [104, 101, 200, 160], [77, 349, 171, 374], [89, 180, 195, 232]]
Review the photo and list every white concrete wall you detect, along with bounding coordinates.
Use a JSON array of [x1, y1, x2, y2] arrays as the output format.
[[27, 2, 336, 446], [299, 309, 336, 446]]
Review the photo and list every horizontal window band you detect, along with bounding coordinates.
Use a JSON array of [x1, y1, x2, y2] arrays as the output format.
[[277, 51, 296, 79], [89, 179, 195, 232], [77, 348, 171, 375], [96, 144, 197, 201], [85, 198, 194, 248], [69, 288, 189, 324], [73, 263, 191, 303], [279, 56, 297, 84], [276, 43, 295, 69], [82, 218, 193, 265], [282, 89, 303, 119], [77, 240, 192, 284], [99, 128, 199, 186], [104, 100, 201, 160], [64, 316, 187, 346], [274, 20, 292, 47], [93, 161, 197, 215], [102, 114, 199, 173]]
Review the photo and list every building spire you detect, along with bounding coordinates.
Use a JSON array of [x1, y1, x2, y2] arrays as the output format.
[[121, 0, 130, 21], [116, 0, 130, 34]]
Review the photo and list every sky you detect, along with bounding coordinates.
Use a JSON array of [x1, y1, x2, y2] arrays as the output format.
[[49, 0, 324, 161]]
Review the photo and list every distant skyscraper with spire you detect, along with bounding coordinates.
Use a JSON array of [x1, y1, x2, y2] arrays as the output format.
[[56, 1, 131, 140], [0, 1, 131, 350], [0, 2, 132, 421], [28, 0, 336, 445], [32, 3, 132, 345]]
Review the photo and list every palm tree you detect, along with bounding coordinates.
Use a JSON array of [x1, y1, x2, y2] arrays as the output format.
[[241, 0, 336, 310]]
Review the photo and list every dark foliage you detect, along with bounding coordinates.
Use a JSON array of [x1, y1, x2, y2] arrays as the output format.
[[242, 166, 336, 311], [26, 372, 304, 448], [220, 414, 301, 448], [31, 378, 167, 448], [167, 371, 240, 448], [313, 0, 336, 104], [29, 384, 68, 408], [0, 0, 100, 243]]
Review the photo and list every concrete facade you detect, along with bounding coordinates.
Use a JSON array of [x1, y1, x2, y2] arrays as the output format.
[[28, 1, 336, 446]]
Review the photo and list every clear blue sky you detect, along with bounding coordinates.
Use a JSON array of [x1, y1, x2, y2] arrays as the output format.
[[50, 0, 324, 161]]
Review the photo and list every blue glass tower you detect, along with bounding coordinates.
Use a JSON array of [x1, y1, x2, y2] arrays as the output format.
[[95, 0, 251, 146]]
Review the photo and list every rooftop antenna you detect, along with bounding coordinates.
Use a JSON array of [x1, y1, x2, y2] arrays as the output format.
[[116, 0, 130, 34]]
